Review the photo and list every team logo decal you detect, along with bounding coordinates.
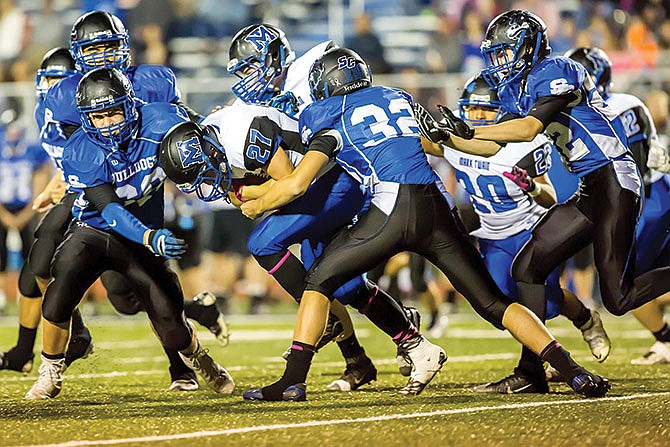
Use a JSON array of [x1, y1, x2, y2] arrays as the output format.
[[244, 25, 277, 52], [176, 136, 204, 168]]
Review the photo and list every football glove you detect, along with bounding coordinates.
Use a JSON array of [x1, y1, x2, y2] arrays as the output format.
[[647, 139, 670, 173], [267, 92, 299, 116], [412, 102, 451, 144], [436, 104, 475, 140], [144, 229, 187, 259]]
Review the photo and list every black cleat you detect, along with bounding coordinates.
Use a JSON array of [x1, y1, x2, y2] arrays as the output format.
[[570, 369, 611, 397], [243, 383, 307, 401], [65, 326, 94, 367], [474, 370, 549, 394], [327, 350, 377, 391], [0, 347, 34, 373]]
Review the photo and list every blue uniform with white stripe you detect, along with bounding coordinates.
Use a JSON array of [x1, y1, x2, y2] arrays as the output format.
[[0, 137, 48, 211], [45, 65, 180, 127], [63, 102, 188, 231], [499, 57, 636, 182], [507, 57, 670, 317]]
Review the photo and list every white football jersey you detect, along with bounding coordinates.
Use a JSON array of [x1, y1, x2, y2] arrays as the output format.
[[606, 92, 663, 184], [202, 104, 334, 181], [281, 41, 335, 117], [443, 134, 552, 240]]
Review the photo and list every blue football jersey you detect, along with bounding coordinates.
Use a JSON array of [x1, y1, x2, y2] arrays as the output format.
[[0, 137, 48, 210], [34, 95, 68, 170], [63, 102, 188, 230], [498, 56, 630, 177], [299, 86, 439, 190], [44, 65, 181, 127]]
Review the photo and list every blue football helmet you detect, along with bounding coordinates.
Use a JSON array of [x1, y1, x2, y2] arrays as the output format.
[[36, 47, 76, 97], [160, 121, 232, 202], [564, 47, 612, 99], [458, 73, 503, 126], [480, 10, 551, 89], [309, 47, 371, 101], [227, 24, 296, 104], [70, 11, 131, 73], [76, 67, 138, 148]]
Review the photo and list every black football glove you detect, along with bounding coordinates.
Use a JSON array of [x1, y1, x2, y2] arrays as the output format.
[[412, 102, 451, 144], [436, 104, 475, 140]]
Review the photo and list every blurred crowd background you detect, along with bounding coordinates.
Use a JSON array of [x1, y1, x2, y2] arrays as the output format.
[[0, 0, 668, 326]]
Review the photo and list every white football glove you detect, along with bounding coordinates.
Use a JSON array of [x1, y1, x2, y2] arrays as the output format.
[[647, 139, 670, 173]]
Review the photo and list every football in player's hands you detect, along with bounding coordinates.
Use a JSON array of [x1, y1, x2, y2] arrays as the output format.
[[503, 166, 535, 192], [436, 104, 475, 140]]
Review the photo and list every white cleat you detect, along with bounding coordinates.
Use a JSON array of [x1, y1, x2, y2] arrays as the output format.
[[581, 310, 611, 363], [631, 341, 670, 365], [397, 335, 447, 395], [25, 356, 66, 400], [168, 377, 199, 392], [179, 343, 235, 394]]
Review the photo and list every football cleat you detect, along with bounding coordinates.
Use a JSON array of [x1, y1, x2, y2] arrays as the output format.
[[315, 312, 344, 351], [64, 326, 94, 367], [475, 369, 549, 394], [168, 371, 199, 392], [631, 341, 670, 365], [179, 343, 235, 394], [191, 291, 230, 347], [327, 350, 377, 391], [580, 310, 611, 363], [570, 369, 610, 398], [398, 335, 447, 395], [243, 383, 306, 402], [25, 356, 66, 400], [0, 348, 34, 373], [397, 306, 422, 377]]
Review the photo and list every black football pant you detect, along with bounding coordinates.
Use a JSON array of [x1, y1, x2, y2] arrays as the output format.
[[42, 222, 192, 352], [305, 183, 510, 327], [512, 162, 670, 317]]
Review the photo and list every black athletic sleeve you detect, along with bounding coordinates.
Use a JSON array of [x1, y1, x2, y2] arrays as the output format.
[[175, 100, 204, 123], [528, 93, 580, 127], [624, 105, 653, 178], [84, 183, 123, 214], [62, 124, 80, 139], [307, 129, 338, 158]]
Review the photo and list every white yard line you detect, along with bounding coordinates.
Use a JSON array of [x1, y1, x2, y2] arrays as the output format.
[[16, 392, 670, 447]]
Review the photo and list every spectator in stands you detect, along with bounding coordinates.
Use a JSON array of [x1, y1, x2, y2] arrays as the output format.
[[0, 0, 29, 81], [424, 14, 462, 73], [626, 3, 662, 68], [657, 19, 670, 68], [460, 10, 484, 74], [550, 13, 578, 55], [135, 23, 169, 66], [345, 13, 391, 74]]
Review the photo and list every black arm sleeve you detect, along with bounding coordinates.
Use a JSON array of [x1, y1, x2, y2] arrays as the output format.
[[84, 183, 122, 214], [627, 105, 653, 178], [308, 130, 338, 158], [176, 101, 204, 123], [527, 93, 580, 127]]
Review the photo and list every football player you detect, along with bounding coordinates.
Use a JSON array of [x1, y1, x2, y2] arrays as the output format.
[[416, 10, 670, 387], [565, 47, 670, 365], [27, 12, 226, 391], [159, 103, 430, 394], [25, 68, 234, 400], [238, 47, 610, 400], [424, 73, 610, 393], [227, 23, 419, 388], [0, 47, 91, 375]]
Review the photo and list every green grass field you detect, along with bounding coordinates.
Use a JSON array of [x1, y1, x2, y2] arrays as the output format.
[[1, 310, 669, 447]]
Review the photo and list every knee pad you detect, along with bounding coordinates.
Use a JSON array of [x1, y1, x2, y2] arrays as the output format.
[[18, 262, 41, 298], [28, 238, 58, 279], [42, 290, 76, 325], [101, 272, 142, 315]]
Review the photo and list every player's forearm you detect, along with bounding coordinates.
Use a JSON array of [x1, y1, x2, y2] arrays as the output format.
[[100, 202, 150, 244], [473, 117, 543, 143], [40, 171, 65, 197], [241, 179, 276, 200], [254, 176, 307, 214], [530, 176, 556, 208], [444, 134, 502, 157]]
